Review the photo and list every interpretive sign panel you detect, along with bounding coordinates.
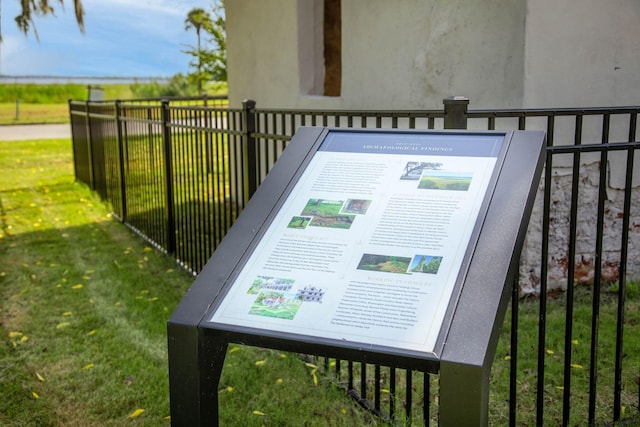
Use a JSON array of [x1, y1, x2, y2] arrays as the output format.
[[168, 126, 546, 426], [208, 130, 505, 355]]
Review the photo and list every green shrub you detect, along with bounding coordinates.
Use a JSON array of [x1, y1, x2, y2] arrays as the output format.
[[130, 74, 199, 98]]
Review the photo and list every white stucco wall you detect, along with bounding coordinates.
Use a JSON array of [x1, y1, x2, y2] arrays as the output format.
[[227, 0, 526, 109], [226, 0, 300, 107], [225, 0, 640, 292], [341, 1, 526, 109], [227, 0, 640, 110], [524, 0, 640, 108]]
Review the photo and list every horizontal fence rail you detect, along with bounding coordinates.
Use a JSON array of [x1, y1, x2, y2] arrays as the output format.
[[69, 97, 640, 426]]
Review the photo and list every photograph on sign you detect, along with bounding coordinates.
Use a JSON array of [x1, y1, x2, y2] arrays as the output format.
[[209, 131, 505, 354]]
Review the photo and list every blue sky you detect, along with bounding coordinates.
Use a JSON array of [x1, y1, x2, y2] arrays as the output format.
[[1, 0, 214, 77]]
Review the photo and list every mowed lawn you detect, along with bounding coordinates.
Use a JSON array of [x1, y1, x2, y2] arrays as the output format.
[[0, 138, 386, 426], [4, 137, 639, 426]]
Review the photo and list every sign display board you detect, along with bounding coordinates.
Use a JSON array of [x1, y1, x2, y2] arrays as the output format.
[[208, 130, 505, 355], [168, 127, 546, 426]]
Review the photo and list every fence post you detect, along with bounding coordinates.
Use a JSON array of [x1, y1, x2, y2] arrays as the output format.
[[162, 99, 177, 255], [68, 99, 80, 182], [86, 100, 96, 191], [115, 100, 127, 223], [443, 96, 469, 129], [242, 99, 258, 202]]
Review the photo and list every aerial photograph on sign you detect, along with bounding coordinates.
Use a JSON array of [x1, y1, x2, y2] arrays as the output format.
[[356, 253, 413, 274], [418, 170, 473, 191]]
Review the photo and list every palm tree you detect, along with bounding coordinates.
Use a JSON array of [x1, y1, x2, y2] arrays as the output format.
[[185, 8, 212, 93], [12, 0, 85, 40]]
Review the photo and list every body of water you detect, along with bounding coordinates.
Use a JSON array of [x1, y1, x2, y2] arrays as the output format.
[[0, 75, 170, 85]]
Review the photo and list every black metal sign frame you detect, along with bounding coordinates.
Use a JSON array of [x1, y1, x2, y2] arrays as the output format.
[[168, 127, 546, 426]]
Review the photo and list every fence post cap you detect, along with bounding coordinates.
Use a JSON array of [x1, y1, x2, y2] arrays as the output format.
[[443, 96, 469, 105]]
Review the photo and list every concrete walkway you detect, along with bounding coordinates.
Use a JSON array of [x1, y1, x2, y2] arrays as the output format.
[[0, 124, 72, 141]]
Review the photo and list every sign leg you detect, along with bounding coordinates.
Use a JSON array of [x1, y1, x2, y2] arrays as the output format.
[[439, 361, 488, 427], [168, 323, 227, 426]]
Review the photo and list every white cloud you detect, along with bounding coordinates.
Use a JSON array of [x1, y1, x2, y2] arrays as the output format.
[[1, 0, 213, 76], [84, 0, 212, 20]]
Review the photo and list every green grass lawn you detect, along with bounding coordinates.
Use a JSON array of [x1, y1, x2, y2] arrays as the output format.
[[489, 286, 640, 426], [0, 84, 133, 125], [0, 103, 71, 125], [2, 137, 638, 426], [0, 138, 189, 425], [0, 138, 385, 426], [0, 83, 227, 125]]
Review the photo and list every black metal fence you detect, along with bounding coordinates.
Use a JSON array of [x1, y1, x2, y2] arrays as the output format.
[[70, 96, 640, 426]]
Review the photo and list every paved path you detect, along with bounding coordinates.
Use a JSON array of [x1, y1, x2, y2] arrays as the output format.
[[0, 124, 72, 141]]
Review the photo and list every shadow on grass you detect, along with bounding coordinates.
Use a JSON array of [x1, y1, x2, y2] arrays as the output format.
[[0, 203, 388, 426], [0, 199, 193, 426]]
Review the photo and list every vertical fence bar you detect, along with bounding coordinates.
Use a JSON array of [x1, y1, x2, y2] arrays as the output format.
[[159, 104, 169, 249], [69, 101, 80, 181], [389, 367, 396, 421], [162, 99, 176, 255], [588, 114, 609, 425], [348, 360, 354, 391], [374, 365, 381, 413], [233, 109, 243, 215], [536, 115, 555, 426], [405, 370, 412, 421], [256, 111, 265, 184], [222, 104, 233, 222], [172, 106, 182, 261], [85, 100, 96, 191], [423, 373, 430, 426], [562, 113, 582, 426], [220, 110, 230, 241], [242, 100, 258, 202], [360, 363, 367, 401], [115, 100, 127, 223], [614, 113, 637, 421], [510, 276, 519, 427], [211, 112, 220, 249]]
